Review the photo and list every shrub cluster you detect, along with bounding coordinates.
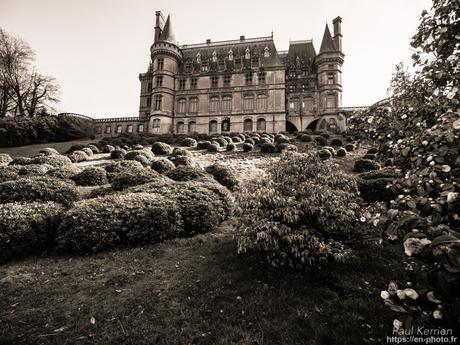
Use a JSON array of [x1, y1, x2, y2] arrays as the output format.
[[354, 159, 381, 173], [166, 166, 210, 182], [68, 150, 89, 163], [110, 148, 127, 159], [72, 167, 108, 186], [47, 165, 82, 179], [151, 142, 172, 155], [242, 143, 253, 152], [205, 163, 238, 191], [104, 160, 143, 181], [111, 167, 160, 191], [151, 158, 176, 174], [29, 154, 72, 167], [181, 137, 198, 147]]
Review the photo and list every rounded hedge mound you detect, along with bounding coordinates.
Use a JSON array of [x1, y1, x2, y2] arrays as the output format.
[[152, 142, 172, 155], [317, 149, 332, 160], [172, 147, 191, 157], [207, 143, 219, 152], [261, 143, 276, 153], [181, 138, 198, 147], [104, 160, 143, 181], [39, 148, 60, 156], [242, 143, 254, 152], [358, 177, 397, 203], [345, 143, 355, 152], [132, 144, 144, 150], [197, 140, 212, 150], [0, 166, 20, 183], [276, 143, 297, 153], [110, 148, 127, 159], [17, 164, 54, 176], [323, 146, 337, 156], [66, 144, 85, 154], [330, 138, 343, 147], [72, 167, 108, 186], [87, 144, 101, 154], [226, 143, 236, 151], [151, 158, 176, 174], [212, 138, 227, 147], [0, 176, 79, 206], [47, 165, 82, 179], [231, 136, 242, 143], [102, 144, 116, 153], [0, 153, 13, 165], [111, 167, 160, 191], [57, 193, 182, 253], [275, 136, 290, 145], [205, 163, 238, 191], [222, 136, 233, 144], [336, 148, 347, 157], [133, 155, 151, 166], [169, 155, 194, 167], [0, 201, 64, 263], [244, 138, 255, 146], [68, 150, 89, 163], [29, 154, 72, 167], [300, 134, 313, 142], [81, 147, 94, 157], [166, 166, 210, 182], [354, 159, 381, 173], [314, 136, 327, 146], [9, 157, 31, 165]]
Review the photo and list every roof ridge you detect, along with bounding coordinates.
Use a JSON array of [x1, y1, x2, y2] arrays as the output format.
[[181, 35, 273, 49]]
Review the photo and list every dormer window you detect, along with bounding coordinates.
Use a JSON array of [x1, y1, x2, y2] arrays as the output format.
[[245, 48, 250, 60], [185, 62, 192, 73], [196, 53, 201, 64], [212, 51, 217, 62], [228, 50, 233, 61], [264, 46, 270, 58]]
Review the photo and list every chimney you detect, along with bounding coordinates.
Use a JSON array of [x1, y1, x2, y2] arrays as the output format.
[[154, 11, 163, 43], [332, 16, 342, 51], [240, 35, 245, 41], [206, 39, 211, 44]]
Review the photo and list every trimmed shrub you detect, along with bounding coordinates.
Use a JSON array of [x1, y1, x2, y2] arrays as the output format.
[[47, 165, 82, 179], [72, 167, 108, 186], [172, 147, 191, 157], [29, 154, 72, 167], [9, 157, 31, 165], [0, 176, 79, 206], [81, 147, 94, 157], [261, 143, 276, 153], [358, 178, 397, 203], [151, 158, 176, 174], [166, 166, 210, 182], [232, 136, 242, 143], [151, 142, 172, 155], [181, 137, 198, 147], [133, 155, 151, 166], [323, 146, 337, 156], [169, 155, 194, 167], [212, 137, 227, 147], [314, 136, 327, 146], [39, 148, 60, 156], [242, 143, 254, 152], [226, 143, 236, 151], [222, 136, 233, 144], [66, 144, 85, 154], [363, 153, 377, 160], [354, 159, 381, 173], [0, 201, 64, 262], [276, 143, 297, 153], [244, 138, 255, 146], [111, 167, 160, 191], [260, 137, 273, 144], [205, 163, 238, 191], [345, 143, 355, 152], [17, 164, 54, 176], [197, 140, 212, 150], [68, 150, 89, 163], [102, 144, 116, 153], [0, 153, 13, 165], [57, 193, 182, 253], [251, 136, 261, 144], [104, 160, 143, 181], [132, 144, 144, 150], [121, 144, 131, 151], [110, 148, 127, 159], [207, 143, 219, 152], [275, 136, 290, 145], [124, 149, 154, 162], [330, 138, 343, 147], [300, 134, 313, 142], [87, 144, 101, 154], [0, 166, 20, 183], [317, 149, 332, 160], [336, 148, 347, 157]]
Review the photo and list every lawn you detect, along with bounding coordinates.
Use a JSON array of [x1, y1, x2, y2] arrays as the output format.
[[0, 219, 413, 345], [0, 139, 96, 158]]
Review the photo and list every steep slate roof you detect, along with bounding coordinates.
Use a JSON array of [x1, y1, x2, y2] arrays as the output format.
[[319, 24, 337, 53], [287, 40, 316, 60], [160, 15, 176, 43]]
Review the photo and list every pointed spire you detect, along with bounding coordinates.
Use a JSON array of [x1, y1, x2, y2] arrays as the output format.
[[160, 15, 176, 43], [319, 24, 337, 53]]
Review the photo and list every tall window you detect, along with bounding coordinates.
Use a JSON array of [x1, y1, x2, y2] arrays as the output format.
[[243, 95, 254, 111], [152, 119, 161, 128], [177, 98, 186, 113], [157, 58, 164, 70], [209, 96, 220, 113], [211, 76, 219, 88], [179, 79, 186, 90], [137, 124, 144, 132], [218, 60, 225, 71], [290, 98, 299, 112], [327, 73, 334, 85], [188, 121, 196, 133], [127, 125, 133, 133], [176, 122, 185, 134], [105, 126, 111, 134], [258, 71, 266, 84], [257, 95, 267, 111], [209, 120, 218, 133], [191, 78, 197, 89], [189, 97, 199, 113], [243, 119, 253, 132], [234, 58, 242, 69], [116, 125, 122, 134], [304, 98, 314, 111], [251, 56, 259, 67], [201, 61, 208, 72], [147, 82, 152, 92], [147, 97, 152, 107], [156, 76, 163, 87], [185, 62, 192, 73], [257, 118, 266, 131], [326, 94, 336, 108], [154, 95, 162, 110], [223, 75, 231, 87], [245, 72, 253, 85], [221, 119, 230, 132], [222, 96, 232, 112]]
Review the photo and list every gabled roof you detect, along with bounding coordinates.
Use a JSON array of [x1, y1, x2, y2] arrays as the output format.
[[319, 24, 337, 53], [160, 15, 176, 43]]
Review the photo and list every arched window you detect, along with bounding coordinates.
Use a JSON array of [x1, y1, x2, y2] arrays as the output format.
[[221, 119, 230, 132], [243, 119, 253, 132], [209, 120, 218, 134], [177, 98, 187, 113], [152, 119, 161, 128], [189, 98, 199, 114], [188, 121, 196, 133], [176, 121, 185, 134], [116, 125, 122, 133], [209, 96, 220, 113], [257, 118, 266, 131]]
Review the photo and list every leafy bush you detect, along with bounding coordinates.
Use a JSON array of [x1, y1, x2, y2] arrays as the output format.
[[132, 144, 144, 150], [323, 146, 337, 156], [151, 142, 172, 155], [275, 136, 290, 145], [363, 153, 377, 160], [212, 137, 227, 147], [102, 144, 115, 153], [317, 149, 332, 160], [330, 138, 343, 147], [110, 148, 127, 159], [72, 167, 108, 186], [68, 150, 89, 163], [354, 159, 381, 173], [300, 134, 313, 142], [345, 143, 355, 152], [67, 144, 85, 153], [124, 149, 154, 162], [314, 136, 327, 146], [17, 164, 54, 176], [87, 144, 100, 154], [0, 201, 64, 262], [133, 155, 151, 166], [226, 143, 236, 151], [57, 193, 182, 253], [9, 156, 31, 165], [205, 163, 238, 191], [358, 178, 397, 203], [47, 165, 82, 179], [151, 158, 176, 174], [336, 148, 347, 157], [242, 143, 253, 152], [166, 166, 210, 182], [222, 136, 233, 144], [244, 138, 255, 146], [111, 167, 160, 191], [0, 176, 79, 206], [39, 148, 60, 156], [261, 143, 276, 153], [0, 166, 20, 183], [0, 153, 13, 165], [197, 140, 212, 150], [251, 136, 261, 144], [260, 137, 273, 144], [276, 143, 297, 153], [169, 155, 194, 167], [81, 147, 93, 157], [172, 147, 191, 157], [29, 154, 72, 167], [232, 136, 242, 143], [104, 160, 143, 181], [358, 167, 402, 180], [207, 143, 219, 152], [181, 137, 198, 147], [236, 152, 362, 270]]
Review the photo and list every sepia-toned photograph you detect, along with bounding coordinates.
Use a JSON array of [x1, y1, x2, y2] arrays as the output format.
[[0, 0, 459, 344]]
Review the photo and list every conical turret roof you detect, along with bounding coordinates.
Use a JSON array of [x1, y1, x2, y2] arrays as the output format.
[[160, 15, 176, 43], [319, 24, 337, 53]]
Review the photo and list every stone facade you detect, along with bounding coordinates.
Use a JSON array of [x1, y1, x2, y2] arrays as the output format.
[[97, 11, 345, 137]]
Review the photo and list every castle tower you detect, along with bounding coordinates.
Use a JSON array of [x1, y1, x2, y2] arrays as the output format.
[[142, 12, 182, 133], [316, 18, 344, 117]]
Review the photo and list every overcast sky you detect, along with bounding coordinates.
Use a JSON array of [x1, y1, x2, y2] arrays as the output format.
[[1, 0, 432, 118]]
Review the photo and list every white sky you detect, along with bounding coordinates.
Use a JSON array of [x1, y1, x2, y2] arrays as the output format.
[[0, 0, 432, 118]]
